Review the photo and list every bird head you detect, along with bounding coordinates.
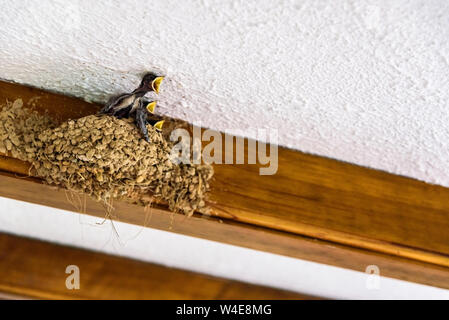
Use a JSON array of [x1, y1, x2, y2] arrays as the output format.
[[138, 73, 164, 94]]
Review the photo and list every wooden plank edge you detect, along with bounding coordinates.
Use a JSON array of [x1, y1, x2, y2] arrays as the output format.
[[0, 233, 312, 300], [2, 154, 449, 271], [0, 172, 449, 290], [211, 204, 449, 269]]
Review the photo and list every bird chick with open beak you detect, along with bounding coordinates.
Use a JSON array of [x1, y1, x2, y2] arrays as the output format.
[[135, 100, 165, 142], [99, 72, 165, 142]]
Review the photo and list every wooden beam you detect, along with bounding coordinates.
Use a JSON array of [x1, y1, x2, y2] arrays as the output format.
[[1, 80, 449, 290], [1, 171, 449, 291], [0, 233, 310, 300]]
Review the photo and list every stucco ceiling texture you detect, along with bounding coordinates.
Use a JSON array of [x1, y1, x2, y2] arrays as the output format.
[[0, 0, 448, 186]]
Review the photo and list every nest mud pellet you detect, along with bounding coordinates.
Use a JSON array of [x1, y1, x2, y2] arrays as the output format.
[[0, 99, 213, 216]]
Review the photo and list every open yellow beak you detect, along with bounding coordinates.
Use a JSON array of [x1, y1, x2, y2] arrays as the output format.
[[151, 77, 164, 93], [146, 101, 157, 113], [153, 120, 165, 131]]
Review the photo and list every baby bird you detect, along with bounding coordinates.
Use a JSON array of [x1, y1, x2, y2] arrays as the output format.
[[100, 72, 163, 117], [135, 100, 165, 142], [99, 73, 165, 142]]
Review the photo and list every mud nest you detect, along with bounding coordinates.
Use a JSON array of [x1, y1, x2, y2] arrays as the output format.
[[0, 99, 213, 216]]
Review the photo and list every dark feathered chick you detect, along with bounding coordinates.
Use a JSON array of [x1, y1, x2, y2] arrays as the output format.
[[99, 73, 165, 142], [100, 73, 164, 116], [134, 100, 165, 142]]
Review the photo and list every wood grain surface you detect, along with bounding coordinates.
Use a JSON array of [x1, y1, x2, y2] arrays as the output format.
[[1, 80, 449, 290], [0, 233, 311, 300], [1, 172, 449, 291]]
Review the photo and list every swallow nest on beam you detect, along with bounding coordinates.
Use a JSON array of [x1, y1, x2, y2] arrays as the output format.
[[0, 99, 213, 216]]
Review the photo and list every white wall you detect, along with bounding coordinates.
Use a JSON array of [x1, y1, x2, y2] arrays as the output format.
[[0, 0, 448, 187]]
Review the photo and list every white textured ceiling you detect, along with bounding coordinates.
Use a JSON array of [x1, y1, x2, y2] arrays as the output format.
[[0, 0, 448, 186]]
